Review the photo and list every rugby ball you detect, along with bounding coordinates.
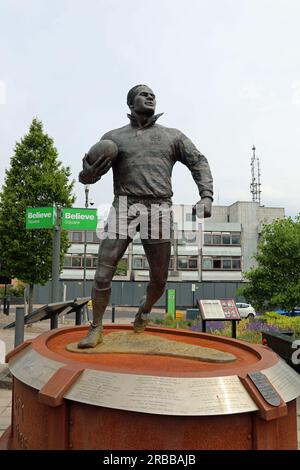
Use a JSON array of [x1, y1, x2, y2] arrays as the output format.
[[86, 139, 118, 165]]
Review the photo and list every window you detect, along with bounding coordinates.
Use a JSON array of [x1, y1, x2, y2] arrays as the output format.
[[63, 255, 99, 269], [71, 256, 82, 267], [232, 258, 241, 269], [72, 232, 82, 242], [222, 259, 231, 269], [204, 233, 212, 245], [84, 257, 93, 268], [86, 231, 94, 242], [213, 259, 222, 269], [222, 233, 231, 245], [212, 233, 221, 245], [177, 256, 198, 270], [188, 258, 198, 269], [202, 257, 212, 269], [203, 231, 241, 245], [178, 257, 188, 269], [64, 256, 72, 267], [231, 233, 241, 245], [202, 256, 241, 270], [133, 256, 149, 270], [133, 257, 143, 269]]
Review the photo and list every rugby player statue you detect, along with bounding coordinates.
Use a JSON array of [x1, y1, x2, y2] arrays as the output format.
[[78, 84, 213, 348]]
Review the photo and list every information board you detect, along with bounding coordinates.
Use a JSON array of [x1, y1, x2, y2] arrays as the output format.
[[199, 299, 240, 321]]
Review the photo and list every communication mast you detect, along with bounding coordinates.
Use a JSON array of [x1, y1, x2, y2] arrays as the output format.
[[250, 145, 262, 205]]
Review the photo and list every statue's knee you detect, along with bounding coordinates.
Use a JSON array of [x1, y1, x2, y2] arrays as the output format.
[[94, 270, 112, 292], [94, 262, 115, 289]]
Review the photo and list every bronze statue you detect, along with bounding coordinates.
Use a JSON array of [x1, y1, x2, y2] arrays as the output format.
[[78, 84, 213, 348]]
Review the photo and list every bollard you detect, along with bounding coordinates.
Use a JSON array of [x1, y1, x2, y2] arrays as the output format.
[[15, 307, 25, 347], [75, 308, 82, 326], [232, 320, 237, 339], [112, 304, 115, 323], [3, 297, 10, 315], [50, 315, 58, 330], [0, 340, 5, 364]]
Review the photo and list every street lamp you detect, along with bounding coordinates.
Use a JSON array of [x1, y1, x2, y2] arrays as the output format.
[[82, 184, 90, 321]]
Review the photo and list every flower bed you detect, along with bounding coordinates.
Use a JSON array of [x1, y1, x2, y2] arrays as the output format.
[[151, 311, 300, 345]]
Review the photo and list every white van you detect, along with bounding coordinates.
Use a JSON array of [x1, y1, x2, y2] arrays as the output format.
[[235, 302, 256, 319]]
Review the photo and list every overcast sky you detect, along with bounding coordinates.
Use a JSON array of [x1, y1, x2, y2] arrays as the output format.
[[0, 0, 299, 217]]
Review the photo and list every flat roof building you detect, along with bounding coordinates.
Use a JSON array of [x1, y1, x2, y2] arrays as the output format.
[[62, 201, 284, 284]]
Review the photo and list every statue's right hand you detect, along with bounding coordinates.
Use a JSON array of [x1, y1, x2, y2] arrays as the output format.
[[84, 153, 112, 176], [79, 140, 118, 184], [78, 154, 105, 184]]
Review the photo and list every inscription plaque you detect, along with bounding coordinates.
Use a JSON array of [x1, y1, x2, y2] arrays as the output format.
[[248, 371, 281, 406], [9, 345, 63, 390], [65, 370, 258, 415], [262, 359, 300, 403]]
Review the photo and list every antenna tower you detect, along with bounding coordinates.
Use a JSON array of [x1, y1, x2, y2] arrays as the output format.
[[250, 145, 262, 204]]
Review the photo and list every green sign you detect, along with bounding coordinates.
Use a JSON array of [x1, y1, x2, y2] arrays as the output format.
[[167, 288, 176, 318], [26, 207, 57, 229], [61, 208, 98, 230]]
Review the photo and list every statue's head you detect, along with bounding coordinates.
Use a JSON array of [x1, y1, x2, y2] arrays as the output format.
[[127, 84, 156, 116]]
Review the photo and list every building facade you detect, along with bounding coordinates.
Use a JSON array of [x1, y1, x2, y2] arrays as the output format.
[[61, 201, 285, 284]]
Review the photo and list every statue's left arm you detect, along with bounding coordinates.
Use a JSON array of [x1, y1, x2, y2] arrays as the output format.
[[176, 132, 213, 217]]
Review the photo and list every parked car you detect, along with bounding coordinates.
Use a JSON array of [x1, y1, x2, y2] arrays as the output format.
[[235, 302, 256, 319], [275, 308, 300, 317]]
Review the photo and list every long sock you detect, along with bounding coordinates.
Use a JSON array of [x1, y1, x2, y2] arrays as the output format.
[[91, 287, 111, 326]]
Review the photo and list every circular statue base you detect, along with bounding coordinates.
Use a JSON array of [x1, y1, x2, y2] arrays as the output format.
[[1, 325, 300, 450]]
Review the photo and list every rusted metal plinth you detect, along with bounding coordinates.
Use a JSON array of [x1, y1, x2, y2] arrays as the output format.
[[1, 325, 299, 450]]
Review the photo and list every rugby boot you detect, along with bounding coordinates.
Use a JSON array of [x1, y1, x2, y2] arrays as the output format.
[[78, 322, 103, 348], [133, 296, 150, 333], [78, 287, 111, 348]]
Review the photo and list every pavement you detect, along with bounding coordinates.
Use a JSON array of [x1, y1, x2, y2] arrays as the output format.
[[0, 307, 300, 449]]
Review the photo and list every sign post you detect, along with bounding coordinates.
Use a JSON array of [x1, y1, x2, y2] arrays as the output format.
[[50, 207, 62, 329], [25, 206, 98, 329], [191, 283, 196, 307], [166, 289, 176, 319]]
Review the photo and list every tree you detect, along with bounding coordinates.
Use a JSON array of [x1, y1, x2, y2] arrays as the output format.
[[240, 215, 300, 312], [0, 118, 75, 312]]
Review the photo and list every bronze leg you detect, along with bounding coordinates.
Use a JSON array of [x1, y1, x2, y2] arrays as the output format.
[[78, 236, 131, 348], [133, 241, 171, 333]]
